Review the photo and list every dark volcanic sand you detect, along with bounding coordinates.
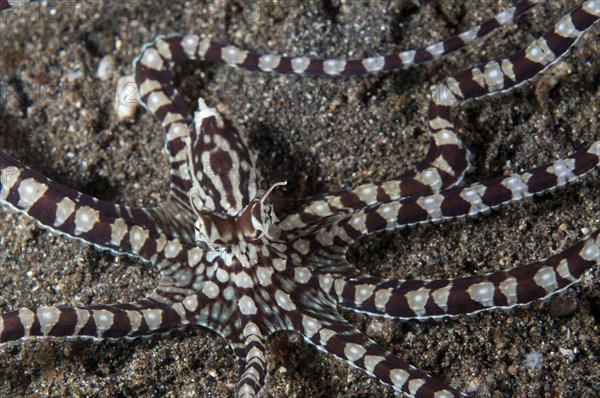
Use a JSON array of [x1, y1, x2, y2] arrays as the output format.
[[0, 1, 598, 397]]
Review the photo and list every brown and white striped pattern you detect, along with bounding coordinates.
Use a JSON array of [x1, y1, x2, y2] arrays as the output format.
[[132, 0, 541, 230], [279, 0, 600, 238], [187, 99, 261, 215], [294, 304, 466, 398], [314, 143, 599, 246], [138, 0, 541, 76], [334, 230, 600, 319], [0, 152, 198, 264], [0, 2, 598, 398], [0, 299, 196, 343], [233, 326, 268, 398]]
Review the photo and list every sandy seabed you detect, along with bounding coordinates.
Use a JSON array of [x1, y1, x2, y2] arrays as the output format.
[[0, 1, 598, 397]]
